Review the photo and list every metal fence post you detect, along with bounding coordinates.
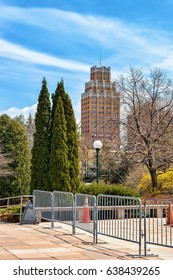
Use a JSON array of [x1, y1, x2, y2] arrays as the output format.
[[144, 201, 147, 256], [72, 195, 76, 235], [51, 192, 54, 229], [138, 199, 142, 256], [19, 196, 22, 222], [94, 197, 98, 243]]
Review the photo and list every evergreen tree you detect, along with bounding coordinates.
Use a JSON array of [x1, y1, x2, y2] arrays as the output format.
[[49, 96, 71, 192], [30, 78, 51, 192], [52, 79, 79, 191], [14, 114, 26, 127], [61, 92, 80, 191], [0, 114, 31, 197]]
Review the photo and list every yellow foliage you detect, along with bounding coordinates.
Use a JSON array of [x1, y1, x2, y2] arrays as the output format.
[[138, 168, 173, 196]]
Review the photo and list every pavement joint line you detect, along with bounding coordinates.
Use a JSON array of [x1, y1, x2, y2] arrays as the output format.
[[53, 235, 72, 244], [74, 244, 116, 257], [0, 222, 173, 259]]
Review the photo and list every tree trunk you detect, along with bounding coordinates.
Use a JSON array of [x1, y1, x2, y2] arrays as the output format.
[[148, 168, 158, 193]]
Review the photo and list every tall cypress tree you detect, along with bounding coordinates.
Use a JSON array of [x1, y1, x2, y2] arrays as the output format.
[[49, 96, 71, 192], [30, 78, 51, 192], [52, 79, 79, 191], [61, 92, 79, 191]]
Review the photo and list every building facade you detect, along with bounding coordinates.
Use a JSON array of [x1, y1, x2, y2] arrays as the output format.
[[81, 65, 120, 147]]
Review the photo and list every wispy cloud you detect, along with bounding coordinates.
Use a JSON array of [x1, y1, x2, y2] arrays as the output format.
[[1, 3, 173, 71], [1, 2, 173, 118], [0, 39, 89, 72]]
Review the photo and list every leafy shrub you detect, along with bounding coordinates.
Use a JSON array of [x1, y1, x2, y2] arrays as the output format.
[[77, 181, 139, 197], [138, 169, 173, 198], [0, 206, 21, 223]]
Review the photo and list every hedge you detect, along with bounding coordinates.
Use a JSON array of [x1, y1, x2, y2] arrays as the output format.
[[77, 182, 139, 197]]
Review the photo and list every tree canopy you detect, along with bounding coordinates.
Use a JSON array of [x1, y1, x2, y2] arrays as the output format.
[[0, 114, 31, 197], [30, 78, 51, 192], [31, 78, 79, 193], [59, 82, 80, 191], [49, 95, 71, 192]]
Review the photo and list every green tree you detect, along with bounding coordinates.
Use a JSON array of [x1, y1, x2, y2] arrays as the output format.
[[30, 78, 51, 192], [51, 79, 79, 191], [101, 157, 131, 184], [49, 96, 71, 192], [0, 114, 31, 197], [14, 114, 26, 127], [61, 93, 79, 190]]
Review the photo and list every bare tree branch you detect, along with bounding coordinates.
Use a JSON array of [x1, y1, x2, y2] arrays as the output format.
[[117, 67, 173, 189]]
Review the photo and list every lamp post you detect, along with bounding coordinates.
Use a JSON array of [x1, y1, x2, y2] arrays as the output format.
[[93, 140, 103, 183]]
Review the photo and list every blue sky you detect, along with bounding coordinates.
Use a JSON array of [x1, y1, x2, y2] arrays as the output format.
[[1, 0, 173, 122]]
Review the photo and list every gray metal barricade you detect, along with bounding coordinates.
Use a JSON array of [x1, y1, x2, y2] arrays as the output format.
[[53, 191, 74, 234], [144, 198, 173, 255], [75, 193, 97, 243], [32, 190, 173, 257], [33, 190, 54, 228], [97, 194, 142, 255]]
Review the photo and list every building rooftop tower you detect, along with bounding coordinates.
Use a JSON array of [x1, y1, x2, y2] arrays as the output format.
[[81, 65, 120, 148]]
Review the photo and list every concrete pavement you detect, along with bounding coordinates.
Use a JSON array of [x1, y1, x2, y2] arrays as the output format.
[[0, 222, 172, 260]]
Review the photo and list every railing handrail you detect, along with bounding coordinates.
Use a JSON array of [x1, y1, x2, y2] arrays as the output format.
[[0, 195, 33, 222], [0, 194, 32, 201]]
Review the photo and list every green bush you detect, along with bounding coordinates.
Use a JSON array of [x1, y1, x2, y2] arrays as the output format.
[[0, 206, 21, 223], [77, 181, 139, 197]]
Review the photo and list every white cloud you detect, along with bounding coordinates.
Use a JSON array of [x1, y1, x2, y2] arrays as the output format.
[[1, 3, 173, 72], [0, 101, 81, 124], [0, 3, 170, 53], [0, 39, 89, 72], [1, 2, 173, 121], [73, 100, 81, 124], [0, 104, 37, 119]]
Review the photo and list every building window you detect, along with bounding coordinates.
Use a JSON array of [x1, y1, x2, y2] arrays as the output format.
[[92, 110, 96, 114]]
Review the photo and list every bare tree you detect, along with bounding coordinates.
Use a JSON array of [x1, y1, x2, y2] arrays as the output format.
[[117, 67, 173, 191]]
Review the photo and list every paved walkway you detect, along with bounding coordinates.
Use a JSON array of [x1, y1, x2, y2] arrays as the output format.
[[0, 222, 172, 260]]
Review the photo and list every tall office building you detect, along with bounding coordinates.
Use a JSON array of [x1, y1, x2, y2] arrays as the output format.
[[81, 65, 120, 147]]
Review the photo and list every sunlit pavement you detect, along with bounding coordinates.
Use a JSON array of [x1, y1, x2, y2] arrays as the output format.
[[0, 222, 172, 260]]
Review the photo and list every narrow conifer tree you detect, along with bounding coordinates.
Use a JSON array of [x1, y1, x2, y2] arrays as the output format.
[[49, 96, 71, 192], [52, 80, 79, 191], [61, 92, 80, 191], [30, 78, 51, 192]]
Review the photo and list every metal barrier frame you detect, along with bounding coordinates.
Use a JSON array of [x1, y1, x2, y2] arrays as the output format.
[[53, 191, 75, 234], [32, 190, 173, 257], [97, 194, 142, 256], [33, 190, 54, 228], [144, 198, 173, 256], [75, 193, 97, 243]]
